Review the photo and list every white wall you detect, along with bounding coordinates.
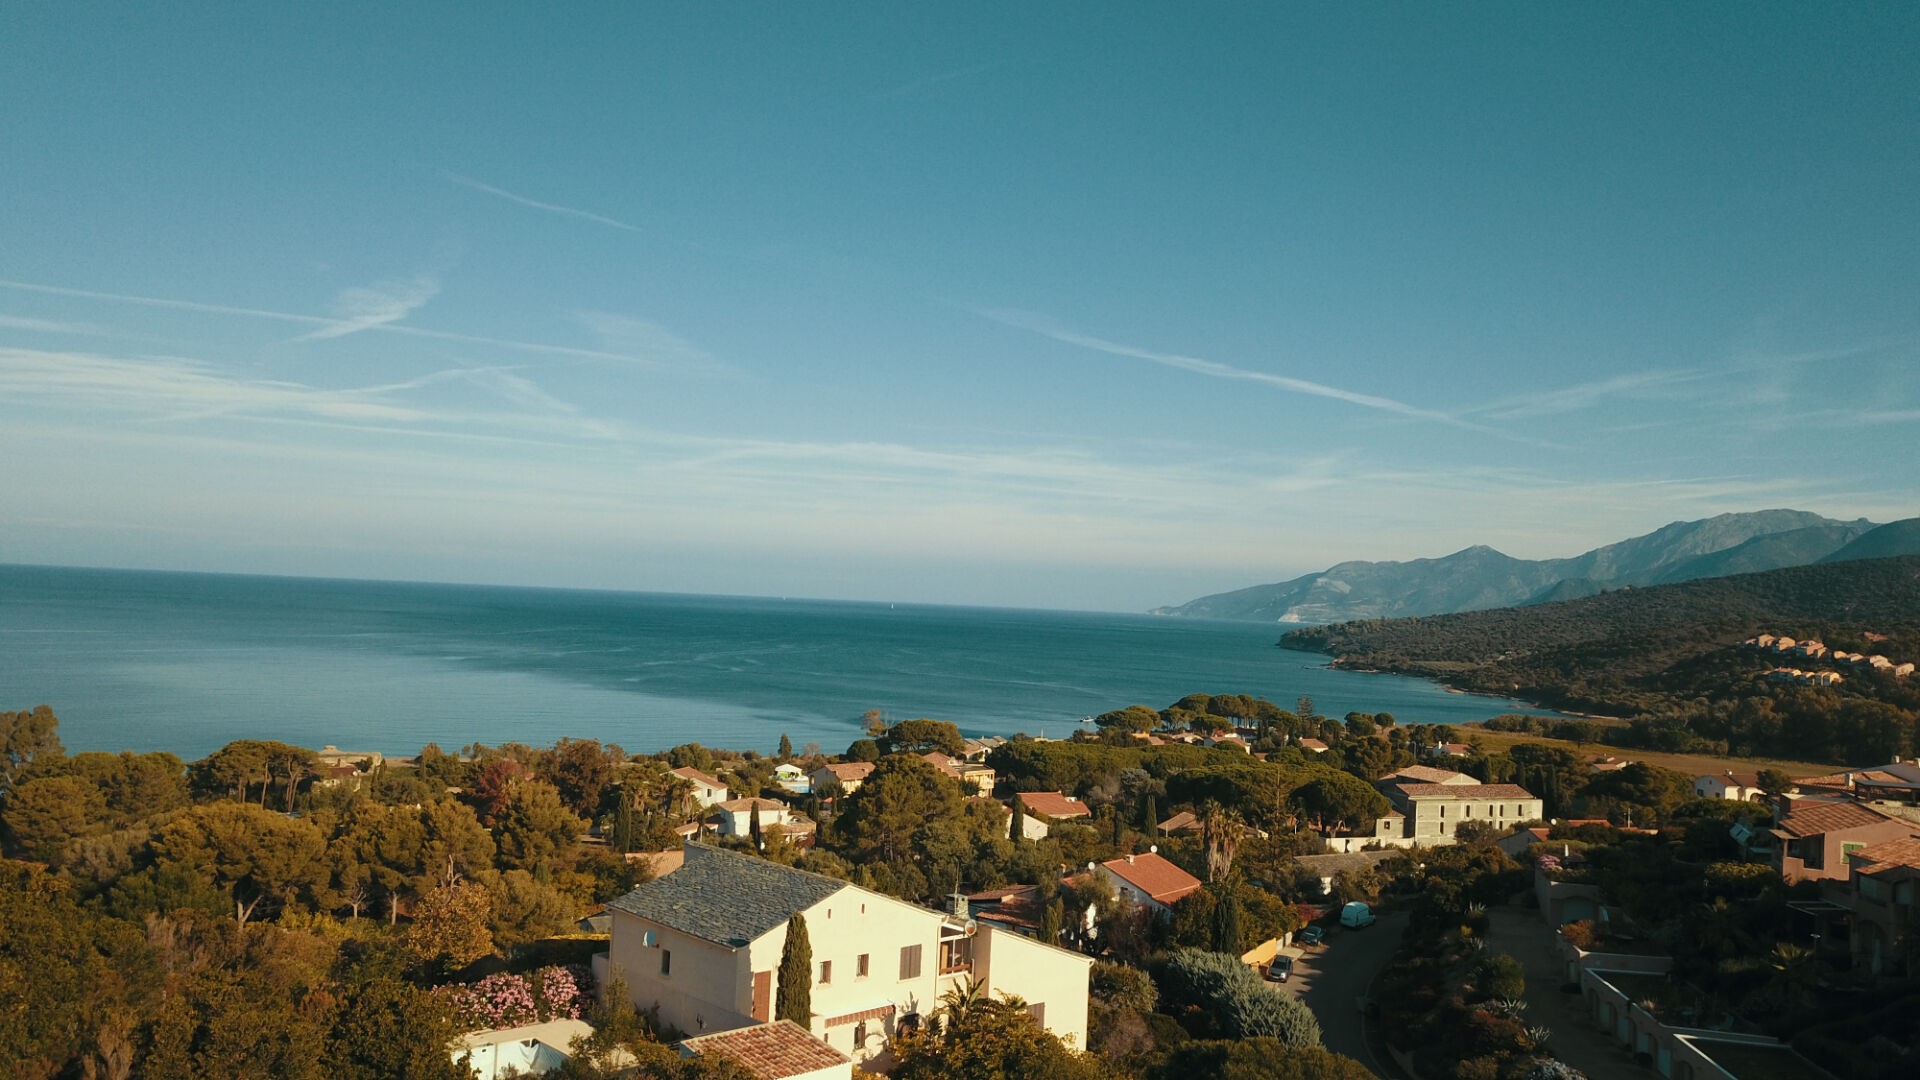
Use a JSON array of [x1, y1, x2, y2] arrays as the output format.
[[973, 924, 1092, 1050]]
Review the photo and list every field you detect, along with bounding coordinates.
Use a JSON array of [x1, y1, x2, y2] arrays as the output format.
[[1458, 723, 1846, 779]]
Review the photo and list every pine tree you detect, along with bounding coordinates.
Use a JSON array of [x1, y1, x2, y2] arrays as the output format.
[[777, 913, 812, 1026], [778, 733, 794, 760]]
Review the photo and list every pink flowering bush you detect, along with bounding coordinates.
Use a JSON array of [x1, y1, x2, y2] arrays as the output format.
[[441, 965, 594, 1030]]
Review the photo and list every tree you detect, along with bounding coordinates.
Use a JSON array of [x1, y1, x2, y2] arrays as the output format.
[[777, 733, 794, 760], [2, 774, 106, 862], [487, 869, 575, 950], [892, 984, 1104, 1080], [406, 880, 495, 967], [151, 802, 328, 926], [0, 704, 64, 798], [777, 913, 812, 1026], [881, 719, 965, 756], [1009, 794, 1026, 843], [749, 801, 765, 851], [323, 975, 469, 1080], [1289, 769, 1390, 834], [494, 779, 586, 872], [1097, 705, 1160, 734], [1756, 768, 1795, 797], [1152, 948, 1322, 1045], [835, 755, 965, 864], [1211, 885, 1245, 954], [543, 738, 616, 818], [1146, 1039, 1374, 1080]]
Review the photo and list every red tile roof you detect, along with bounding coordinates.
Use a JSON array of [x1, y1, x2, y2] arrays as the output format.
[[1773, 799, 1899, 837], [1099, 851, 1203, 905], [1158, 810, 1201, 834], [1853, 837, 1920, 873], [673, 766, 727, 791], [679, 1020, 850, 1079], [816, 762, 874, 782], [1017, 791, 1090, 818]]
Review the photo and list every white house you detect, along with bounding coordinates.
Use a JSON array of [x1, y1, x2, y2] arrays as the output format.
[[1013, 791, 1092, 840], [807, 761, 875, 797], [605, 844, 1091, 1065], [674, 766, 731, 810], [1372, 766, 1543, 845], [1694, 772, 1766, 802], [774, 763, 811, 793], [1094, 851, 1202, 914]]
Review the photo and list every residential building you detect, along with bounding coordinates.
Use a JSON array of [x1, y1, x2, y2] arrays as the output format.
[[679, 1019, 852, 1080], [456, 1019, 609, 1079], [920, 751, 996, 797], [773, 764, 810, 794], [1373, 766, 1543, 844], [1013, 791, 1091, 840], [1828, 836, 1920, 975], [604, 844, 1091, 1064], [703, 798, 818, 849], [1156, 810, 1201, 836], [807, 761, 874, 797], [674, 766, 731, 810], [316, 744, 384, 771], [1095, 850, 1203, 913], [1769, 798, 1920, 883], [1694, 771, 1766, 801]]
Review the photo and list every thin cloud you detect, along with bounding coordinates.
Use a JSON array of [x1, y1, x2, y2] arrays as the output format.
[[979, 307, 1475, 429], [0, 278, 658, 365], [0, 314, 105, 335], [1469, 369, 1711, 420], [445, 172, 644, 233], [296, 273, 440, 341]]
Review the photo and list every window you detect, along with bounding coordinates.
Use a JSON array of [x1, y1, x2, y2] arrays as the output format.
[[1464, 804, 1472, 818], [642, 930, 658, 947], [661, 949, 672, 976], [820, 960, 832, 984], [1027, 1001, 1047, 1028], [857, 953, 870, 978], [899, 944, 922, 980], [938, 936, 972, 974]]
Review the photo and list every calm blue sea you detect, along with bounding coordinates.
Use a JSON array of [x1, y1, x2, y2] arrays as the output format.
[[0, 564, 1560, 760]]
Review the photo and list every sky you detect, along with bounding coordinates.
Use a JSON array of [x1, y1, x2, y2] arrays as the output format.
[[2, 3, 1917, 612]]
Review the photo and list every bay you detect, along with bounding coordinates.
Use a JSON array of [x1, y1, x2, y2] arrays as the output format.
[[1, 563, 1562, 760]]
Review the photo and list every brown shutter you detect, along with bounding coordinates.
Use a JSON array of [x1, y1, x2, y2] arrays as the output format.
[[751, 970, 773, 1022]]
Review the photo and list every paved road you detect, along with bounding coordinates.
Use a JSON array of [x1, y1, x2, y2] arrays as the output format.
[[1485, 907, 1643, 1080], [1275, 911, 1410, 1078]]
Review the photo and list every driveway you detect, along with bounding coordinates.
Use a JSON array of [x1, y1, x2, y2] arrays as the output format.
[[1484, 907, 1643, 1080], [1276, 910, 1409, 1078]]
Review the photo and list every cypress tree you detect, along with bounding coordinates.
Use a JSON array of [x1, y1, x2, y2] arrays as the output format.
[[777, 913, 812, 1026], [778, 733, 794, 760], [1211, 887, 1244, 954], [1143, 794, 1159, 838], [749, 801, 765, 851], [612, 792, 635, 854], [1040, 899, 1064, 945], [1008, 795, 1026, 843]]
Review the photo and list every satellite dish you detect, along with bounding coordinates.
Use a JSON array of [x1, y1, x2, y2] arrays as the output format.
[[965, 919, 978, 936]]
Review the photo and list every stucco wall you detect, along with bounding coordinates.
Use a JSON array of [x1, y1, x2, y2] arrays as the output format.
[[973, 924, 1092, 1050]]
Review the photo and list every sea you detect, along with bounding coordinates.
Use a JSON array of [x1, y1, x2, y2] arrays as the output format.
[[0, 563, 1563, 761]]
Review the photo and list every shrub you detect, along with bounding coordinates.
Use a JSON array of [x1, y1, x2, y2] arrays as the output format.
[[1151, 948, 1322, 1046], [1559, 920, 1596, 950]]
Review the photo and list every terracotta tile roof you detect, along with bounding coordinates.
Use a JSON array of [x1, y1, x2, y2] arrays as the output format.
[[1158, 810, 1201, 834], [1853, 837, 1920, 873], [1394, 783, 1538, 799], [1099, 851, 1203, 905], [1773, 799, 1899, 838], [1387, 765, 1474, 784], [673, 766, 727, 791], [679, 1020, 850, 1079], [715, 797, 787, 813], [1297, 738, 1329, 751], [815, 762, 874, 782], [1017, 791, 1090, 818], [821, 1004, 895, 1028]]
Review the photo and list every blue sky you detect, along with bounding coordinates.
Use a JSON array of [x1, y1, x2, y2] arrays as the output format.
[[2, 3, 1916, 611]]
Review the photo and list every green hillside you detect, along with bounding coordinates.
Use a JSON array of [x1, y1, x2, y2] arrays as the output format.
[[1280, 555, 1920, 764]]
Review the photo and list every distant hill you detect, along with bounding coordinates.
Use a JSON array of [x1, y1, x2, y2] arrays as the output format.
[[1278, 555, 1920, 759], [1154, 509, 1874, 623], [1821, 516, 1920, 564]]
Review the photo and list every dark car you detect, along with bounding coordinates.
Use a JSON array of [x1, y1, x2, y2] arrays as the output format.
[[1267, 954, 1295, 982], [1298, 926, 1325, 947]]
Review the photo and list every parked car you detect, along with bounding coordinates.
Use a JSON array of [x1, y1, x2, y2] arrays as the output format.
[[1298, 926, 1325, 946], [1339, 901, 1376, 929], [1267, 953, 1295, 982]]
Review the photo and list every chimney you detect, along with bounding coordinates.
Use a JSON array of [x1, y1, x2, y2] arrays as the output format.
[[949, 892, 968, 919], [1126, 854, 1135, 864]]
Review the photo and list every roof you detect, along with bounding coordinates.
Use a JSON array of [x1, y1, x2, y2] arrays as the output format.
[[1852, 836, 1920, 874], [1386, 765, 1476, 784], [813, 761, 874, 782], [1099, 851, 1203, 905], [1297, 738, 1329, 751], [679, 1020, 850, 1079], [1773, 799, 1900, 838], [1394, 783, 1538, 799], [673, 766, 727, 790], [1158, 810, 1201, 833], [607, 844, 847, 947], [1701, 772, 1762, 787], [1016, 791, 1090, 818], [715, 797, 787, 813]]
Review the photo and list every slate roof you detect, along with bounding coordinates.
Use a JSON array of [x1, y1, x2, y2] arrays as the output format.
[[607, 844, 847, 947], [1772, 799, 1899, 838], [679, 1019, 850, 1079], [1099, 851, 1203, 905]]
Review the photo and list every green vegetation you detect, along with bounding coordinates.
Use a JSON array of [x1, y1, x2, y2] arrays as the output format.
[[776, 913, 812, 1026], [1284, 555, 1920, 764]]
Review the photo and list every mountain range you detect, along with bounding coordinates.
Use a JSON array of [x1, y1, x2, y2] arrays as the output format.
[[1153, 510, 1920, 624]]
